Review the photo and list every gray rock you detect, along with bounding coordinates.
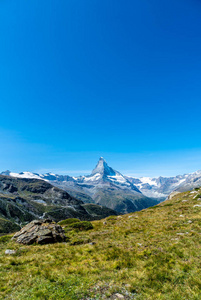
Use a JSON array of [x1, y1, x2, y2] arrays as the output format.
[[114, 293, 125, 299], [5, 249, 16, 255], [89, 242, 96, 245], [37, 235, 54, 244], [12, 219, 66, 245]]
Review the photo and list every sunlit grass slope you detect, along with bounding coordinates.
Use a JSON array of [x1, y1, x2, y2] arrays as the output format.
[[1, 188, 201, 299]]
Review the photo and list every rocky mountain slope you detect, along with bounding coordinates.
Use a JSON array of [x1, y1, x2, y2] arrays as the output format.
[[2, 158, 158, 214], [1, 188, 201, 299], [126, 170, 201, 200], [0, 175, 117, 234], [173, 170, 201, 192], [3, 159, 201, 209], [126, 175, 188, 200]]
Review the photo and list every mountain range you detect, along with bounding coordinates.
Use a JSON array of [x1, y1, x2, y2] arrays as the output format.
[[2, 157, 201, 215], [126, 170, 201, 199], [1, 158, 158, 214]]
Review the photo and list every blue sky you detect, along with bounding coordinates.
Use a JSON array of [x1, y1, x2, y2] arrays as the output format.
[[0, 0, 201, 177]]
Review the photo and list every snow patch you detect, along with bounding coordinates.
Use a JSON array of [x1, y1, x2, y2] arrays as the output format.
[[84, 173, 101, 181], [10, 172, 42, 180], [108, 174, 128, 184], [139, 177, 158, 186]]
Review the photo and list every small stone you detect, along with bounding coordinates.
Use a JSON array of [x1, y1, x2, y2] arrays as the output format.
[[5, 249, 16, 255], [177, 232, 189, 236], [182, 200, 188, 202], [103, 221, 107, 225], [89, 242, 96, 245], [179, 215, 184, 217], [114, 293, 125, 299], [188, 220, 192, 223]]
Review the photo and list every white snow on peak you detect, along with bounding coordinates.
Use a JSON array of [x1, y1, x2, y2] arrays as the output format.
[[84, 173, 101, 181], [108, 174, 128, 184], [171, 178, 186, 188], [139, 177, 158, 186], [10, 172, 42, 180], [191, 170, 201, 175]]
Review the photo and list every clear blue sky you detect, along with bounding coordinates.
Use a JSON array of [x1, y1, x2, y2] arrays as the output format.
[[0, 0, 201, 177]]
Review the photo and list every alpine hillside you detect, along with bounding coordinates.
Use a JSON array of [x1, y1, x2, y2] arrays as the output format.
[[1, 187, 201, 299]]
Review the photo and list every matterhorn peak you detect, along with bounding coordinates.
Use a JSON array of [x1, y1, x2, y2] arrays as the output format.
[[91, 157, 116, 176]]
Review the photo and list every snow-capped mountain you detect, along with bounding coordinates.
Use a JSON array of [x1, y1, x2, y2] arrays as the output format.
[[1, 170, 74, 182], [52, 157, 158, 213], [73, 157, 141, 193], [1, 158, 157, 214], [4, 158, 201, 212], [173, 170, 201, 193], [126, 171, 201, 200]]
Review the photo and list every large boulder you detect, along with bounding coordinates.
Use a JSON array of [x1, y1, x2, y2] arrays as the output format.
[[12, 219, 66, 245]]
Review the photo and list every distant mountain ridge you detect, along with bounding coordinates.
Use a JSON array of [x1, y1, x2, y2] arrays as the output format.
[[3, 158, 200, 213], [126, 171, 201, 199], [1, 158, 158, 214]]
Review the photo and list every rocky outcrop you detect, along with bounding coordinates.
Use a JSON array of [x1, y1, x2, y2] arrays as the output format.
[[167, 191, 180, 200], [12, 219, 66, 245]]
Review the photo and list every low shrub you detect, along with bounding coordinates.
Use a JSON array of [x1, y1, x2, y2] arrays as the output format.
[[71, 221, 93, 231], [58, 218, 80, 226], [106, 215, 117, 220], [0, 235, 12, 243]]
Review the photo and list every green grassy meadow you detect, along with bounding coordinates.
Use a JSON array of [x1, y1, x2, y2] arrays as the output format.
[[1, 189, 201, 299]]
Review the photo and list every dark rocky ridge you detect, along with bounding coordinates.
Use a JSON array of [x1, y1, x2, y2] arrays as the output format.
[[0, 175, 118, 234]]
